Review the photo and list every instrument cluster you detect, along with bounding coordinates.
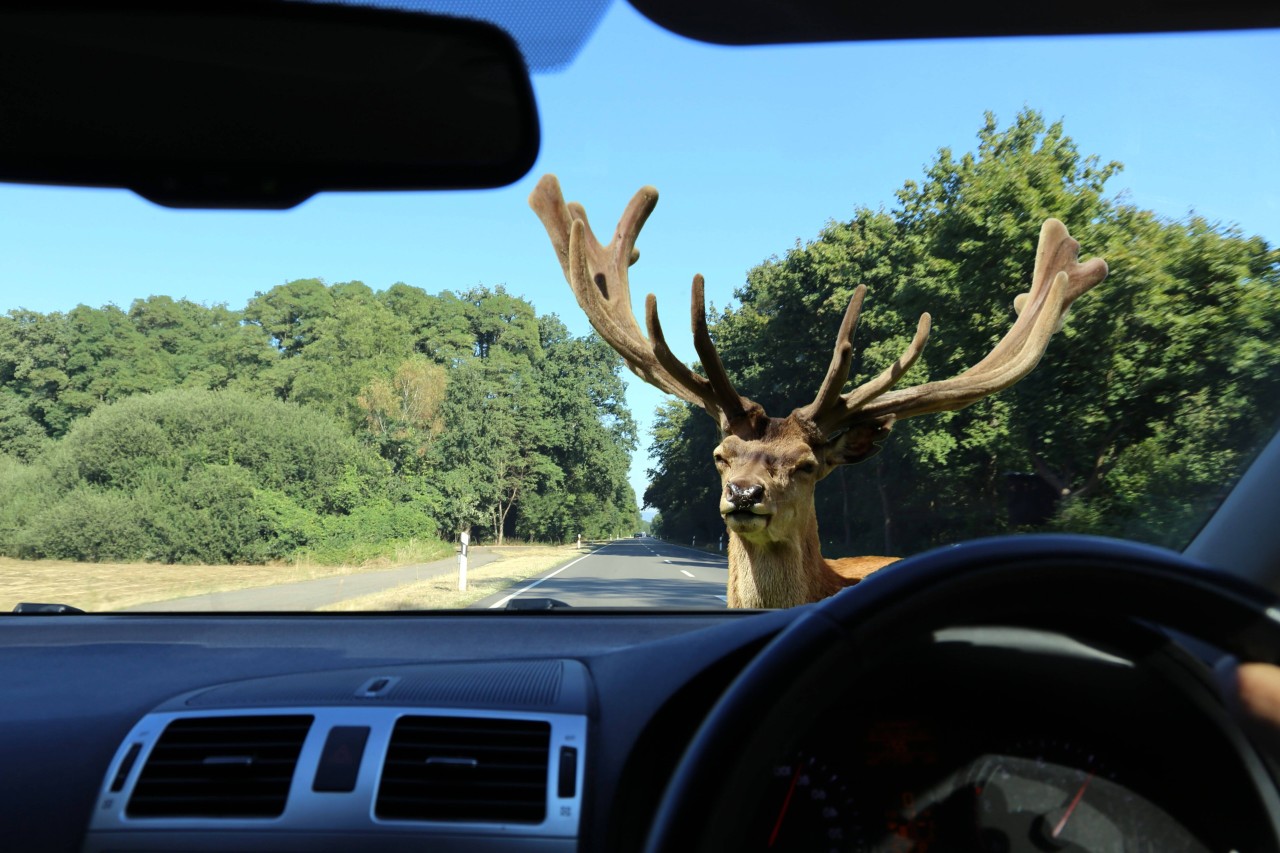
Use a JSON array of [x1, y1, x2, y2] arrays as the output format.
[[749, 628, 1275, 852]]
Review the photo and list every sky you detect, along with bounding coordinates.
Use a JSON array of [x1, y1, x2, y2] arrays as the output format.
[[2, 2, 1278, 509]]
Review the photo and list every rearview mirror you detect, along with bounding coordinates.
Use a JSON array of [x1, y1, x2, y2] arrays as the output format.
[[0, 0, 539, 208]]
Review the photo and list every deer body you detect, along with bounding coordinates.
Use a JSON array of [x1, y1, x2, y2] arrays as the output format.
[[530, 174, 1106, 609], [725, 510, 897, 608]]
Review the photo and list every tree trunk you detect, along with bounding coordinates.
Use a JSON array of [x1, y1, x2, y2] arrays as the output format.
[[837, 466, 852, 547], [876, 460, 894, 555], [490, 504, 503, 545]]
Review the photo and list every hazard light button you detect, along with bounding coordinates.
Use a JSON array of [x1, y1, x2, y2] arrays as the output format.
[[313, 726, 370, 792]]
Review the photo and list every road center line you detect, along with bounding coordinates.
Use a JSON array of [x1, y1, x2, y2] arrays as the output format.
[[487, 544, 612, 609], [680, 570, 694, 578]]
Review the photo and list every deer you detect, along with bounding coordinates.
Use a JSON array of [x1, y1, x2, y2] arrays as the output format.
[[529, 174, 1108, 608]]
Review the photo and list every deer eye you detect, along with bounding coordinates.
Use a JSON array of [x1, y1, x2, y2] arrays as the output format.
[[794, 459, 818, 475], [713, 452, 728, 467]]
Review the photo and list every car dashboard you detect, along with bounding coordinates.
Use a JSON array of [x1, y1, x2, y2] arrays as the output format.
[[4, 595, 1279, 853]]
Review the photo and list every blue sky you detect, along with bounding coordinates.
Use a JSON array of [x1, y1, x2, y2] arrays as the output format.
[[2, 2, 1278, 508]]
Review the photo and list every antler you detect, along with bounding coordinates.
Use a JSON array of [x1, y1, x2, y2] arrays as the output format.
[[528, 174, 767, 434], [797, 218, 1108, 434], [530, 174, 1108, 441]]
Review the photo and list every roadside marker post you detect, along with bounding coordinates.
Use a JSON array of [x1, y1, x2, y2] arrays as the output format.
[[458, 530, 470, 591]]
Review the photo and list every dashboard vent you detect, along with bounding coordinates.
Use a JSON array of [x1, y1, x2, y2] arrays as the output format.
[[127, 715, 313, 818], [376, 716, 550, 823]]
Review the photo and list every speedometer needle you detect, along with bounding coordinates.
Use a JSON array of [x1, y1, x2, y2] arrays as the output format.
[[768, 762, 804, 848], [1051, 770, 1095, 840]]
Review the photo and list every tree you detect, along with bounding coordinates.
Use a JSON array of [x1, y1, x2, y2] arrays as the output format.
[[643, 109, 1280, 555], [357, 357, 448, 475], [1, 278, 647, 558], [242, 278, 333, 357], [642, 400, 721, 544], [516, 320, 640, 542]]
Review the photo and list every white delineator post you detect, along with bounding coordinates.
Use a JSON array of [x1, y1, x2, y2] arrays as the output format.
[[458, 530, 470, 591]]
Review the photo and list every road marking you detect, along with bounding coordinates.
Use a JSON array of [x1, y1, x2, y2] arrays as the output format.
[[663, 559, 672, 564], [487, 545, 611, 609], [716, 595, 728, 602], [680, 570, 694, 578]]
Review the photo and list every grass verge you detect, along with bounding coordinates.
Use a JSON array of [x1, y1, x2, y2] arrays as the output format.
[[315, 545, 579, 611], [1, 540, 449, 613]]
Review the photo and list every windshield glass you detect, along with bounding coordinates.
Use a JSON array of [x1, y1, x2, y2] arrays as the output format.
[[1, 4, 1277, 612]]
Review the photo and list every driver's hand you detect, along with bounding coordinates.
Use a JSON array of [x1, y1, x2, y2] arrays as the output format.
[[1238, 663, 1280, 725], [1235, 663, 1280, 755]]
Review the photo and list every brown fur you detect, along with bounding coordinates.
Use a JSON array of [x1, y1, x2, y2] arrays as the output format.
[[829, 555, 900, 581]]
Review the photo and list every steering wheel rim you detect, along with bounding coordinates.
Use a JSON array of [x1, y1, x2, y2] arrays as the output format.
[[643, 533, 1280, 852]]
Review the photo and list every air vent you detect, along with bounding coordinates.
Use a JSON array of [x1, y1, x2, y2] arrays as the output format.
[[376, 716, 550, 824], [127, 715, 313, 818]]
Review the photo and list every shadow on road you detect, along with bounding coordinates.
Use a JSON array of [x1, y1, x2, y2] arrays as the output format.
[[659, 557, 727, 570], [517, 575, 726, 608], [604, 543, 728, 565]]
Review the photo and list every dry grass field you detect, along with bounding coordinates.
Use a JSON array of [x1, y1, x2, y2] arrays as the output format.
[[1, 557, 377, 612], [0, 544, 580, 613]]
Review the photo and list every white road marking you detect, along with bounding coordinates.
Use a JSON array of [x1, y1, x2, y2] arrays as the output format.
[[488, 545, 612, 609], [715, 595, 728, 602], [680, 570, 694, 578]]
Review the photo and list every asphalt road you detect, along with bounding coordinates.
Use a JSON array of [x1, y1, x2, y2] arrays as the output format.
[[121, 549, 499, 612], [475, 538, 728, 609]]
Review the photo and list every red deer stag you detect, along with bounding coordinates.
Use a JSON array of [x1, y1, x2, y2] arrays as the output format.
[[529, 174, 1108, 608]]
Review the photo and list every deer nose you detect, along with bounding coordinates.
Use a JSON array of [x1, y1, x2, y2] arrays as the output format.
[[726, 482, 764, 510]]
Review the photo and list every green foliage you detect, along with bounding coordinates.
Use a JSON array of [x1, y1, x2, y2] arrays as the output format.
[[1, 388, 406, 563], [358, 357, 448, 475], [17, 486, 154, 562], [0, 299, 277, 446], [645, 109, 1280, 554], [516, 321, 640, 542], [1, 279, 642, 562], [0, 454, 57, 554], [298, 500, 442, 565]]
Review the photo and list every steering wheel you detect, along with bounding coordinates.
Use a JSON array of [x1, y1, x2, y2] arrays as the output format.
[[643, 533, 1280, 852]]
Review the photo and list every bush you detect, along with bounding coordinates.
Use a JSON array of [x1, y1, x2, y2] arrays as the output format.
[[300, 499, 441, 565], [0, 455, 57, 557], [6, 388, 450, 564], [18, 487, 154, 561]]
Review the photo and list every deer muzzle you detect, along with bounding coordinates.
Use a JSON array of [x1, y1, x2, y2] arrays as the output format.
[[725, 482, 764, 510], [722, 483, 772, 534]]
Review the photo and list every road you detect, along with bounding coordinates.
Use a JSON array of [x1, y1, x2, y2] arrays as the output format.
[[476, 538, 728, 609], [119, 539, 727, 611]]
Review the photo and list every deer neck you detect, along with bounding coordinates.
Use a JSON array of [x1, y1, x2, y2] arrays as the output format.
[[725, 518, 845, 609]]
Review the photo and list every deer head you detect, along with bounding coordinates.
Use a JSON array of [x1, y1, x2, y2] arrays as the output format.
[[529, 174, 1108, 608]]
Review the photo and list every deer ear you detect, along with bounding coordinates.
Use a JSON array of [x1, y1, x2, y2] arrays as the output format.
[[823, 420, 894, 469]]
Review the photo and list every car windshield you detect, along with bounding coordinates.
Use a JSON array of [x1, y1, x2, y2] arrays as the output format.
[[1, 3, 1277, 612]]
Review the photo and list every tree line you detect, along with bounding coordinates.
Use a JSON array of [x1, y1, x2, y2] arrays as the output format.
[[4, 109, 1275, 567], [646, 110, 1280, 555], [0, 282, 640, 563]]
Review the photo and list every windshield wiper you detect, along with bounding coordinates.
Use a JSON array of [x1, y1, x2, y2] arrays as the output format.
[[505, 598, 571, 610], [11, 602, 86, 615]]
